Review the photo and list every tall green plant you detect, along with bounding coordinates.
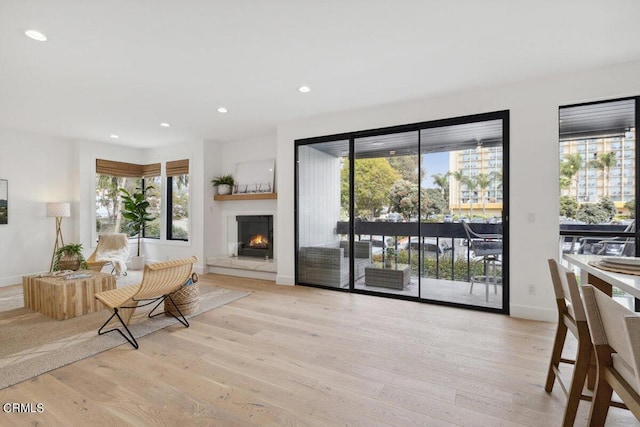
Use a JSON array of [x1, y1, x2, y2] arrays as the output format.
[[119, 187, 155, 257]]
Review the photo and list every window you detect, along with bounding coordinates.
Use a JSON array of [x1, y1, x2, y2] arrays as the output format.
[[95, 159, 160, 238], [166, 159, 189, 241]]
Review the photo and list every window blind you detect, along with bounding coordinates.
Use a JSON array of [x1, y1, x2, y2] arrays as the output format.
[[96, 159, 160, 177], [166, 159, 189, 176]]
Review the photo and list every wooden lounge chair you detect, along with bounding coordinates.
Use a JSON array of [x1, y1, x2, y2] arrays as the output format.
[[94, 256, 197, 349]]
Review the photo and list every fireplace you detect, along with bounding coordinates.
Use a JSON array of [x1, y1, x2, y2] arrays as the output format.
[[236, 215, 273, 259]]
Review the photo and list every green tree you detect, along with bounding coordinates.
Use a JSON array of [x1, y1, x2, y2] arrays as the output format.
[[425, 188, 445, 216], [576, 203, 610, 224], [388, 180, 429, 220], [559, 196, 578, 218], [341, 158, 399, 219], [388, 155, 421, 183], [461, 175, 476, 216], [599, 196, 616, 220], [475, 173, 492, 215], [560, 153, 582, 201], [431, 172, 450, 215], [451, 170, 466, 216], [589, 152, 617, 197], [625, 199, 635, 219]]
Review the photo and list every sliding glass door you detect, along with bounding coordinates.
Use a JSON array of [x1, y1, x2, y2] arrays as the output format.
[[296, 111, 509, 313]]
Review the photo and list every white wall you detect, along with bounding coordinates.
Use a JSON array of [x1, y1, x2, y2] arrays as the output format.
[[0, 130, 82, 285], [204, 135, 277, 260], [298, 145, 341, 247], [276, 59, 640, 321]]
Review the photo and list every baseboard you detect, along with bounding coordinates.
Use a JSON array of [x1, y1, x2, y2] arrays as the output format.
[[509, 304, 557, 322], [276, 275, 295, 286], [0, 275, 24, 288]]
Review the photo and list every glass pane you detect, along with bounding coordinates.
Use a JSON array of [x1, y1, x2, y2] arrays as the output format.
[[95, 175, 141, 235], [559, 99, 636, 258], [420, 119, 504, 310], [297, 140, 350, 288], [353, 131, 420, 297], [144, 176, 161, 239], [170, 174, 189, 240]]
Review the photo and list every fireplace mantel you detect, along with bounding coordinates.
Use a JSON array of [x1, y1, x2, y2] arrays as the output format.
[[213, 193, 277, 201]]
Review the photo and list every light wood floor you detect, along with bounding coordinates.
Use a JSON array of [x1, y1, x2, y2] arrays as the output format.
[[0, 274, 637, 426]]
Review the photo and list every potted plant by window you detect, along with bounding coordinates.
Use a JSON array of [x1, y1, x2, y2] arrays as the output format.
[[211, 174, 234, 195], [384, 247, 395, 268], [53, 243, 88, 271], [119, 186, 155, 270]]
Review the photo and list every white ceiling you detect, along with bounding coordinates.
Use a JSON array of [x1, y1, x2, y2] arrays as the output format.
[[1, 1, 640, 148]]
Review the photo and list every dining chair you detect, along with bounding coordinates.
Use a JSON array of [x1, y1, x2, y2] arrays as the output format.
[[546, 258, 594, 426], [580, 284, 640, 425]]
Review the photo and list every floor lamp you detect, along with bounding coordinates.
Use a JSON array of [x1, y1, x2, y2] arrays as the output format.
[[47, 202, 70, 271]]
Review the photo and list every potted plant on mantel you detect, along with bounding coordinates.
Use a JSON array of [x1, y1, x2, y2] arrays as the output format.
[[119, 186, 155, 270], [211, 174, 234, 195]]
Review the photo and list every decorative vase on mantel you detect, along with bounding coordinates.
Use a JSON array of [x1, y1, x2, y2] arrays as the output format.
[[217, 184, 232, 195]]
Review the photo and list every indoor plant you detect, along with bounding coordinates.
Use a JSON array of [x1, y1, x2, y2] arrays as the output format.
[[53, 243, 88, 271], [211, 174, 234, 195], [119, 186, 155, 269]]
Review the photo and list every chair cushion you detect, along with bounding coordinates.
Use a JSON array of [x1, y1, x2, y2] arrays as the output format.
[[613, 353, 640, 395]]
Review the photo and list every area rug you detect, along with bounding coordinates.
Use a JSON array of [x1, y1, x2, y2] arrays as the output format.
[[0, 282, 249, 390]]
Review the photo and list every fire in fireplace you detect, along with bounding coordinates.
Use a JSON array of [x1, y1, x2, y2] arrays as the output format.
[[236, 215, 273, 259]]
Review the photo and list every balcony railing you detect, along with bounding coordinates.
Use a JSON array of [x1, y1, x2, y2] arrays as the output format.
[[336, 221, 504, 282]]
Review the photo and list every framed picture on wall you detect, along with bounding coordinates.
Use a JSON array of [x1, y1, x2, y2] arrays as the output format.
[[233, 159, 275, 194], [0, 179, 7, 225]]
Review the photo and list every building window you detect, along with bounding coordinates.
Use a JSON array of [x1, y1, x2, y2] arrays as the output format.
[[166, 159, 189, 241]]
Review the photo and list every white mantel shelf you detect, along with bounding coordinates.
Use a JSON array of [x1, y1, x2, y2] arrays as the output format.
[[214, 193, 277, 201]]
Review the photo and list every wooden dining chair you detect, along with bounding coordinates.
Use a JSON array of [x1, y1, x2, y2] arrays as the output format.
[[546, 258, 594, 426], [580, 284, 640, 426]]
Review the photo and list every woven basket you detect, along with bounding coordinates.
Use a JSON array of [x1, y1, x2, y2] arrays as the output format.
[[165, 282, 200, 316]]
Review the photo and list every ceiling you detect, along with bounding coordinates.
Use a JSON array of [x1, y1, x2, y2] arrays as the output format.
[[2, 1, 640, 148]]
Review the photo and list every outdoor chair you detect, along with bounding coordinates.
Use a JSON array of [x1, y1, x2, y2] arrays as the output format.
[[577, 221, 635, 257], [462, 221, 502, 301], [545, 259, 594, 426], [87, 233, 130, 276], [94, 256, 197, 349], [581, 284, 640, 425]]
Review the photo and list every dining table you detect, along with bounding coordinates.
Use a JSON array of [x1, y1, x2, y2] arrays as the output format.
[[563, 253, 640, 311]]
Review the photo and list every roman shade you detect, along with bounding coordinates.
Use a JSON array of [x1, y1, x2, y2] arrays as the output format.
[[96, 159, 161, 178], [166, 159, 189, 176]]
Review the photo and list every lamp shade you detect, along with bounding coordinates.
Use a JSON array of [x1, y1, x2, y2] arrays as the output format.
[[46, 202, 71, 218]]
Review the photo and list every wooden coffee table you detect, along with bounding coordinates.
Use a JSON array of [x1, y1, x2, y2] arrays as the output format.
[[23, 271, 116, 320]]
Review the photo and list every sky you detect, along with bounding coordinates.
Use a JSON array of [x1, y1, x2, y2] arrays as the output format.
[[421, 152, 450, 188]]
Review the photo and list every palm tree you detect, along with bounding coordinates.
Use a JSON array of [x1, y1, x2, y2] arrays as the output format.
[[560, 153, 582, 201], [451, 170, 466, 216], [589, 152, 617, 198], [475, 173, 492, 215], [432, 172, 450, 215], [462, 175, 476, 216]]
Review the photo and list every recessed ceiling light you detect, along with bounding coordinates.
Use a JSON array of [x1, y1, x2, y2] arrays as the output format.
[[110, 134, 119, 139], [160, 122, 170, 127], [217, 107, 228, 114], [25, 30, 47, 41], [372, 142, 383, 146], [298, 85, 311, 93]]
